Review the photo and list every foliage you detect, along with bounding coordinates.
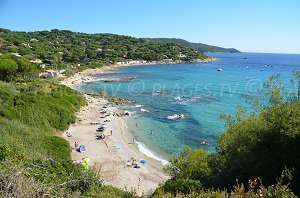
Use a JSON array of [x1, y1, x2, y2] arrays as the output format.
[[147, 38, 240, 53], [161, 74, 300, 196], [0, 28, 207, 70], [155, 181, 296, 198], [0, 54, 38, 82], [158, 179, 204, 195], [165, 147, 211, 183], [0, 80, 134, 197], [42, 136, 71, 160]]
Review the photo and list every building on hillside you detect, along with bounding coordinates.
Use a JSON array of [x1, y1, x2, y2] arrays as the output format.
[[30, 59, 43, 64], [127, 60, 141, 65], [39, 70, 60, 78], [178, 53, 187, 58], [116, 61, 126, 65], [11, 53, 22, 57], [162, 58, 173, 63], [30, 38, 39, 42]]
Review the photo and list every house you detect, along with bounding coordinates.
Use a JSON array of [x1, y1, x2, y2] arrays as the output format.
[[11, 53, 22, 57], [127, 60, 141, 65], [163, 59, 173, 63], [30, 59, 43, 64], [38, 72, 52, 78], [39, 70, 60, 78], [30, 38, 39, 42], [178, 53, 187, 58], [116, 61, 126, 65]]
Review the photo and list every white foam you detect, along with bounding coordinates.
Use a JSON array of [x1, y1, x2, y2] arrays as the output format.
[[140, 108, 149, 112], [135, 104, 142, 108], [136, 141, 169, 166], [174, 96, 182, 101]]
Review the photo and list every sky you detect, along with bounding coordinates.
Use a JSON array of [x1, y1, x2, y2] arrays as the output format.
[[0, 0, 300, 54]]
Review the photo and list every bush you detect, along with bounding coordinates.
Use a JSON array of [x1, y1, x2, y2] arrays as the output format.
[[42, 136, 71, 160], [157, 178, 204, 195]]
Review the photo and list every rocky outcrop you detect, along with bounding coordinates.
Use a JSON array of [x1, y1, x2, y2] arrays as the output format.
[[100, 77, 136, 82], [85, 91, 128, 106]]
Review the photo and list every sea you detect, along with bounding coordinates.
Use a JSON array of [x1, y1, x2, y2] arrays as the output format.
[[79, 53, 300, 164]]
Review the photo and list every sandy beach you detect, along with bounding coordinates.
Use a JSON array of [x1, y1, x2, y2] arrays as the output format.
[[61, 65, 170, 196]]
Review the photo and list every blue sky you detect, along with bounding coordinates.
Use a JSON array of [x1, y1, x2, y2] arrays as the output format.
[[1, 0, 300, 53]]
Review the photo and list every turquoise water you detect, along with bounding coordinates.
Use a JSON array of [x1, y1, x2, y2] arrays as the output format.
[[79, 53, 300, 161]]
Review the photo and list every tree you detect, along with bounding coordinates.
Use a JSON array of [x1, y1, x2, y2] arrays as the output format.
[[0, 55, 18, 81], [163, 74, 300, 195], [15, 58, 38, 81]]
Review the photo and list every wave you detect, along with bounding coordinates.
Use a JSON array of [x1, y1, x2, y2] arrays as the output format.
[[135, 104, 143, 108], [140, 108, 149, 112], [171, 95, 219, 105], [136, 140, 169, 165]]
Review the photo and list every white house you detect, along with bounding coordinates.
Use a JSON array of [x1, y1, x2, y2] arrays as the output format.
[[30, 59, 43, 64], [39, 70, 60, 78]]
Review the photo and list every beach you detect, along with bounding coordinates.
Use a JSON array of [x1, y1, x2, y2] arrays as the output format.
[[61, 66, 169, 196]]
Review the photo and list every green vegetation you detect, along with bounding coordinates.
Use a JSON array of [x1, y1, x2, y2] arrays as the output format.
[[0, 64, 134, 196], [0, 28, 298, 197], [0, 54, 38, 81], [158, 73, 299, 197], [147, 38, 240, 53], [0, 28, 207, 72]]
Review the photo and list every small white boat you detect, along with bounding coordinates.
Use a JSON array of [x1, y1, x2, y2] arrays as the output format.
[[217, 68, 223, 71]]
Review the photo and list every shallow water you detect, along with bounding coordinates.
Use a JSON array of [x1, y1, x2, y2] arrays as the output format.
[[79, 53, 300, 161]]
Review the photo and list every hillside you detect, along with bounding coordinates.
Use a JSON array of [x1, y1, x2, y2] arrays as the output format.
[[0, 28, 207, 69], [146, 38, 240, 53]]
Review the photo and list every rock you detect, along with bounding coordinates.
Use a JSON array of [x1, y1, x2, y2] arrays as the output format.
[[101, 77, 136, 82]]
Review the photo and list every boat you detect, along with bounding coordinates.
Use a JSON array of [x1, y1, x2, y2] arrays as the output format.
[[217, 68, 223, 71]]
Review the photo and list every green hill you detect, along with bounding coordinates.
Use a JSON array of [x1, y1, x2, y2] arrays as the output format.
[[146, 38, 240, 53], [0, 28, 207, 67]]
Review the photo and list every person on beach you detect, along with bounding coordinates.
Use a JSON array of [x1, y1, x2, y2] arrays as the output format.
[[110, 130, 113, 136], [66, 132, 72, 137], [136, 123, 138, 127], [74, 142, 78, 150]]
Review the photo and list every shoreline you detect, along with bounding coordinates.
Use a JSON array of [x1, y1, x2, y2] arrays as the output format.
[[61, 64, 171, 195], [62, 56, 217, 87]]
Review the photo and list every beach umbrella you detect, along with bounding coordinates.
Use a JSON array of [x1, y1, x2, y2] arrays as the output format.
[[79, 145, 86, 152], [140, 159, 146, 164]]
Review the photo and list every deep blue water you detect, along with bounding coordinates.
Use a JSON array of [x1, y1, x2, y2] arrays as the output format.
[[79, 53, 300, 161]]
